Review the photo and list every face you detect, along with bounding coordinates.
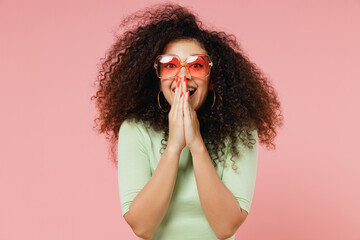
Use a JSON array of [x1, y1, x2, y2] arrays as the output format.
[[158, 38, 212, 111]]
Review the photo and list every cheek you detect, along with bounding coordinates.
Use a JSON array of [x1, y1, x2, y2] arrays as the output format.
[[159, 80, 174, 104], [198, 78, 210, 89], [160, 79, 169, 91]]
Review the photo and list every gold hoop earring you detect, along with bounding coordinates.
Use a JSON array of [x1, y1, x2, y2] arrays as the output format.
[[211, 89, 216, 109], [157, 90, 169, 112]]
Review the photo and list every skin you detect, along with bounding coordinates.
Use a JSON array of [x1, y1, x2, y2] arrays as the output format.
[[159, 38, 213, 112], [159, 38, 213, 153], [124, 39, 247, 239], [168, 76, 248, 238], [161, 39, 248, 238]]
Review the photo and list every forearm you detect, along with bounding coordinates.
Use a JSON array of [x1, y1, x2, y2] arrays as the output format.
[[125, 147, 181, 239], [191, 142, 243, 240]]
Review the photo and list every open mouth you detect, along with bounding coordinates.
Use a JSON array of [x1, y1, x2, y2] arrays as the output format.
[[188, 88, 196, 96], [172, 87, 197, 96]]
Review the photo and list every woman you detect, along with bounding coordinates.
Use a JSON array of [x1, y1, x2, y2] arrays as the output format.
[[91, 3, 283, 240]]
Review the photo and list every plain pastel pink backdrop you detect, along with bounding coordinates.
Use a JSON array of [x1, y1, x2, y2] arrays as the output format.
[[1, 0, 359, 239]]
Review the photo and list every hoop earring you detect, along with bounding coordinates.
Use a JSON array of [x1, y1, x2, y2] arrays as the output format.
[[210, 89, 216, 109], [157, 90, 169, 112]]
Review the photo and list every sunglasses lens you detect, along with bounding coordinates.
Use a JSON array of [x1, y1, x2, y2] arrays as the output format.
[[186, 56, 210, 78], [156, 55, 211, 78], [157, 56, 180, 78]]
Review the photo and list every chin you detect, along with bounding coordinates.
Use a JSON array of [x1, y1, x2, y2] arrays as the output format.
[[191, 101, 200, 111]]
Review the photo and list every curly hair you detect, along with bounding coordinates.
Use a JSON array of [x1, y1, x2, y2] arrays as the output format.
[[91, 3, 283, 170]]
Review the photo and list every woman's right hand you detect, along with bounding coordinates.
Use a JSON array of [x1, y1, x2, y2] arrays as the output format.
[[167, 76, 186, 155]]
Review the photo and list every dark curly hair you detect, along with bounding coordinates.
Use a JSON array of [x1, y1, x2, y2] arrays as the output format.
[[91, 3, 283, 170]]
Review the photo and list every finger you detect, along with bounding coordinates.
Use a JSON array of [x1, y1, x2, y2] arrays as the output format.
[[179, 76, 184, 99], [178, 79, 185, 121], [183, 76, 190, 109], [184, 89, 189, 112], [185, 89, 194, 115], [188, 96, 197, 120], [175, 76, 180, 100], [179, 80, 185, 119], [174, 76, 182, 117], [182, 76, 186, 94], [173, 76, 180, 114], [184, 90, 190, 122]]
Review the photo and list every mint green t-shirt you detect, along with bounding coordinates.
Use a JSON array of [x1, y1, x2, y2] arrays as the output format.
[[118, 119, 258, 240]]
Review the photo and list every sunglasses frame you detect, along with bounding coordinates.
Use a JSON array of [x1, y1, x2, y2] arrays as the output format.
[[154, 54, 213, 79]]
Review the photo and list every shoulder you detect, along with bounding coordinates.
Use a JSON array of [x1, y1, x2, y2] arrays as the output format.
[[119, 119, 147, 138], [119, 118, 161, 142], [120, 118, 150, 131], [224, 128, 258, 150], [222, 128, 258, 167]]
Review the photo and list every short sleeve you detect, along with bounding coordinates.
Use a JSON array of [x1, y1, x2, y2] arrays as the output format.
[[118, 119, 151, 217], [221, 130, 258, 215]]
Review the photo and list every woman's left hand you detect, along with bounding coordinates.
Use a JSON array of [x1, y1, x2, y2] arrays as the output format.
[[182, 77, 204, 152]]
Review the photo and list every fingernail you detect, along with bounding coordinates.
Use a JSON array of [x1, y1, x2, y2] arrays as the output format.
[[176, 76, 179, 83], [188, 91, 190, 96], [177, 80, 180, 87], [185, 78, 187, 87], [180, 92, 183, 98]]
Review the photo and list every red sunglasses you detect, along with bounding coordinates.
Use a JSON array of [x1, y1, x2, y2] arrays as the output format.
[[154, 54, 213, 79]]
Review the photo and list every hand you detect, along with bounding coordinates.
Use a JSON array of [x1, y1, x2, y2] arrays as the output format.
[[182, 76, 203, 152], [167, 76, 186, 154]]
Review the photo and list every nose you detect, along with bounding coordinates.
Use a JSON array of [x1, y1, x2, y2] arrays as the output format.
[[177, 66, 191, 80]]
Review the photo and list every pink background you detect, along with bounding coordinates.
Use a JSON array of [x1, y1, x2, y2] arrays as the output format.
[[1, 0, 359, 239]]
